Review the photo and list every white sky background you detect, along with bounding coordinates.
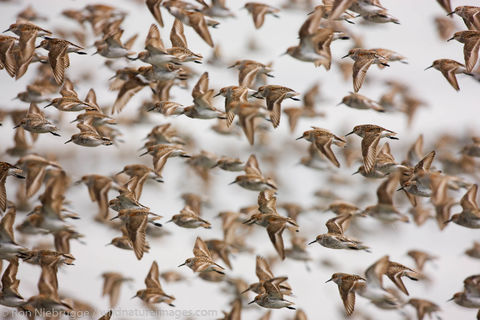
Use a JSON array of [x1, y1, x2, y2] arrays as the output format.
[[0, 0, 480, 319]]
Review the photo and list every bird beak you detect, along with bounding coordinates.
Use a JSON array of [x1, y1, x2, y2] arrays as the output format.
[[295, 136, 303, 140], [447, 296, 455, 302], [243, 218, 255, 225], [177, 262, 186, 267], [341, 54, 350, 59], [248, 300, 255, 305], [447, 11, 454, 16], [424, 65, 433, 71], [447, 36, 454, 41], [213, 92, 221, 97], [396, 186, 405, 191], [166, 219, 173, 223], [345, 131, 354, 136], [325, 278, 333, 283], [228, 180, 237, 185], [308, 240, 316, 245], [336, 101, 343, 106], [105, 243, 112, 247], [352, 170, 359, 175], [110, 215, 119, 221], [3, 28, 10, 33]]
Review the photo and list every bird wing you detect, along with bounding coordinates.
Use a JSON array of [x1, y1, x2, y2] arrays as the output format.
[[188, 12, 214, 47], [377, 172, 399, 205], [463, 36, 480, 72], [461, 184, 480, 216], [314, 135, 340, 168], [352, 57, 374, 92], [361, 133, 381, 174], [326, 214, 351, 234], [441, 65, 460, 91], [239, 64, 261, 88], [146, 23, 165, 51], [256, 255, 274, 280], [245, 154, 262, 176], [145, 261, 162, 289], [49, 42, 69, 85], [266, 221, 286, 259], [170, 19, 188, 48], [193, 236, 212, 258], [126, 214, 148, 260], [267, 92, 286, 128], [146, 0, 164, 27], [365, 255, 388, 288], [339, 279, 356, 316]]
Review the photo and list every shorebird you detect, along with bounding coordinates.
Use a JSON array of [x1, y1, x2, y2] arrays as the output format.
[[117, 164, 162, 199], [385, 259, 420, 295], [230, 155, 277, 191], [101, 272, 133, 308], [110, 208, 162, 260], [296, 127, 346, 168], [140, 144, 190, 176], [446, 184, 480, 228], [248, 277, 296, 310], [243, 212, 299, 260], [0, 206, 29, 260], [462, 137, 480, 157], [64, 123, 113, 147], [0, 163, 24, 212], [244, 3, 280, 29], [448, 6, 480, 31], [342, 48, 390, 92], [215, 85, 250, 126], [362, 172, 410, 223], [183, 72, 225, 119], [167, 205, 211, 229], [448, 30, 480, 72], [0, 257, 24, 307], [354, 255, 403, 309], [283, 83, 324, 133], [213, 156, 245, 172], [229, 60, 273, 88], [346, 124, 398, 174], [252, 85, 300, 128], [338, 92, 385, 112], [286, 10, 346, 70], [15, 154, 62, 198], [36, 37, 87, 84], [425, 59, 472, 91], [14, 103, 60, 137], [3, 21, 52, 79], [465, 241, 480, 259], [133, 261, 175, 307], [229, 102, 269, 145], [308, 214, 370, 252], [163, 4, 217, 47], [407, 298, 441, 320], [326, 273, 366, 316], [178, 237, 226, 275], [0, 35, 17, 78]]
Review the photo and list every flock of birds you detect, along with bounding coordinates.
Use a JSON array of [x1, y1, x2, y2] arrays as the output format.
[[0, 0, 479, 319]]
